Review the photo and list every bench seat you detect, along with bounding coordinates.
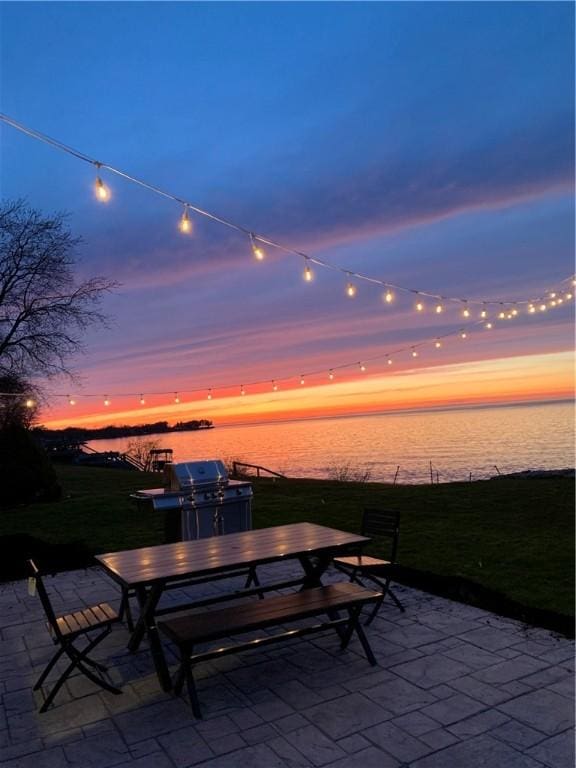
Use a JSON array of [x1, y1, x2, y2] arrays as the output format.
[[159, 582, 380, 717]]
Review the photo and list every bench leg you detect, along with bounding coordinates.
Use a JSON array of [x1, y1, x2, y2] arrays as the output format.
[[351, 608, 377, 666], [184, 662, 202, 719]]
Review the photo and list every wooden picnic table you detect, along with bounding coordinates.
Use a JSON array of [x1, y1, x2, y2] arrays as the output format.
[[96, 522, 370, 691]]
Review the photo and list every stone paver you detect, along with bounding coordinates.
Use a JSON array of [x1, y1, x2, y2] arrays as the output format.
[[0, 565, 573, 768]]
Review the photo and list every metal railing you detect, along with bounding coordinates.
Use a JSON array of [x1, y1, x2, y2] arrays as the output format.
[[231, 461, 286, 479]]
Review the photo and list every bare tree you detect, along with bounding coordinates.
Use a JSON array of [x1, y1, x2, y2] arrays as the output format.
[[0, 200, 117, 381]]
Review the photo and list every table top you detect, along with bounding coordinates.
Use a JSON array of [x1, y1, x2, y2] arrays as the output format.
[[96, 522, 369, 587]]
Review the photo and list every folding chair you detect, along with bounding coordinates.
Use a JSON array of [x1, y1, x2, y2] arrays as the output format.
[[27, 560, 122, 712], [333, 508, 405, 624]]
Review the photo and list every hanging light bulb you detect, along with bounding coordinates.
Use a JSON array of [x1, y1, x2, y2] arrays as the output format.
[[94, 165, 110, 202], [528, 304, 536, 314], [272, 380, 278, 391], [383, 289, 394, 304], [498, 311, 506, 319], [460, 330, 468, 339], [359, 363, 366, 372], [557, 298, 564, 304], [303, 259, 313, 282], [250, 233, 265, 261], [539, 304, 547, 312], [25, 398, 35, 408], [328, 370, 334, 380], [240, 385, 246, 396], [549, 300, 557, 307], [207, 388, 212, 400], [435, 340, 442, 349], [549, 292, 557, 299], [480, 309, 488, 319], [104, 396, 110, 406], [485, 322, 493, 329], [300, 375, 305, 385], [346, 280, 357, 298], [435, 303, 443, 314], [462, 304, 470, 318], [411, 348, 418, 358], [68, 395, 76, 406], [386, 356, 393, 365], [178, 205, 192, 234], [511, 308, 518, 316], [174, 393, 180, 404], [139, 395, 145, 405], [415, 301, 424, 312], [566, 293, 573, 300]]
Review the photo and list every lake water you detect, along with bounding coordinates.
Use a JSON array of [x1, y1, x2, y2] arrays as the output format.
[[88, 400, 574, 484]]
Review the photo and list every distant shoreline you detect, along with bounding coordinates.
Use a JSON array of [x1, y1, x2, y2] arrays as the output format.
[[36, 419, 214, 444]]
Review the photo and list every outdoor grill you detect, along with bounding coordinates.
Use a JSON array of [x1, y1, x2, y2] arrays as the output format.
[[132, 459, 252, 541]]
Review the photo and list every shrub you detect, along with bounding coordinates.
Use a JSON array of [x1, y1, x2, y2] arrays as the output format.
[[0, 425, 61, 508]]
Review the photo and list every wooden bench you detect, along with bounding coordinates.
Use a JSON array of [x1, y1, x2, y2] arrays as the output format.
[[158, 582, 380, 717]]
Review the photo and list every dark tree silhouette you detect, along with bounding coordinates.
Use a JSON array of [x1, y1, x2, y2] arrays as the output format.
[[0, 200, 117, 380]]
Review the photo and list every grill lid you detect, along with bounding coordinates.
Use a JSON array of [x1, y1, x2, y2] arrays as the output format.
[[165, 460, 228, 490]]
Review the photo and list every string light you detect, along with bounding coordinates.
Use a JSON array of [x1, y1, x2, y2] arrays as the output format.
[[435, 304, 443, 314], [384, 289, 394, 304], [303, 259, 313, 282], [178, 205, 192, 234], [346, 280, 357, 298], [462, 304, 471, 318], [250, 233, 265, 261], [460, 330, 468, 339], [528, 305, 536, 314], [539, 304, 547, 312], [480, 309, 488, 318], [94, 166, 110, 202], [415, 301, 424, 312], [1, 115, 572, 316]]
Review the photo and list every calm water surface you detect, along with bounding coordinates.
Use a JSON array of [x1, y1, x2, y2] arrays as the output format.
[[89, 400, 574, 484]]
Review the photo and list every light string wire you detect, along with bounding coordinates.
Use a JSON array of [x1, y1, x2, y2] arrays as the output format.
[[1, 296, 572, 404], [1, 112, 572, 308]]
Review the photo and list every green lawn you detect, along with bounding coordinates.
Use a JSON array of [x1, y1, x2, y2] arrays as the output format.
[[0, 465, 573, 623]]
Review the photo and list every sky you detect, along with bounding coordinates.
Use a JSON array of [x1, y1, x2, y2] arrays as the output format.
[[1, 1, 574, 429]]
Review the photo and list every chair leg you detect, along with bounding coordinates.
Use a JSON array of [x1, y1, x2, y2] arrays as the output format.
[[33, 645, 66, 691], [38, 629, 121, 713], [388, 587, 405, 613]]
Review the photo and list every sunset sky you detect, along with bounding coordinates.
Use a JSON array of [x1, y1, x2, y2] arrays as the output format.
[[1, 2, 574, 429]]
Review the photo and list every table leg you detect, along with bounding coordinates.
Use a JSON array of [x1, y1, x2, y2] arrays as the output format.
[[131, 584, 172, 692], [298, 553, 332, 588]]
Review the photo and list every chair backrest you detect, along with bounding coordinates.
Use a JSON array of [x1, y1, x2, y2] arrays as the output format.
[[27, 559, 62, 639], [361, 508, 401, 562]]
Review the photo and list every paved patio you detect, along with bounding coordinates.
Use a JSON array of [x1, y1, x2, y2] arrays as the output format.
[[0, 563, 573, 768]]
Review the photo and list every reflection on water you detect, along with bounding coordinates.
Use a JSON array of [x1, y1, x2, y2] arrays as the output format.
[[89, 401, 574, 484]]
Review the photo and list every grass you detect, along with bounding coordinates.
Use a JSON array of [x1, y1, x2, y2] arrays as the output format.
[[0, 465, 573, 624]]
